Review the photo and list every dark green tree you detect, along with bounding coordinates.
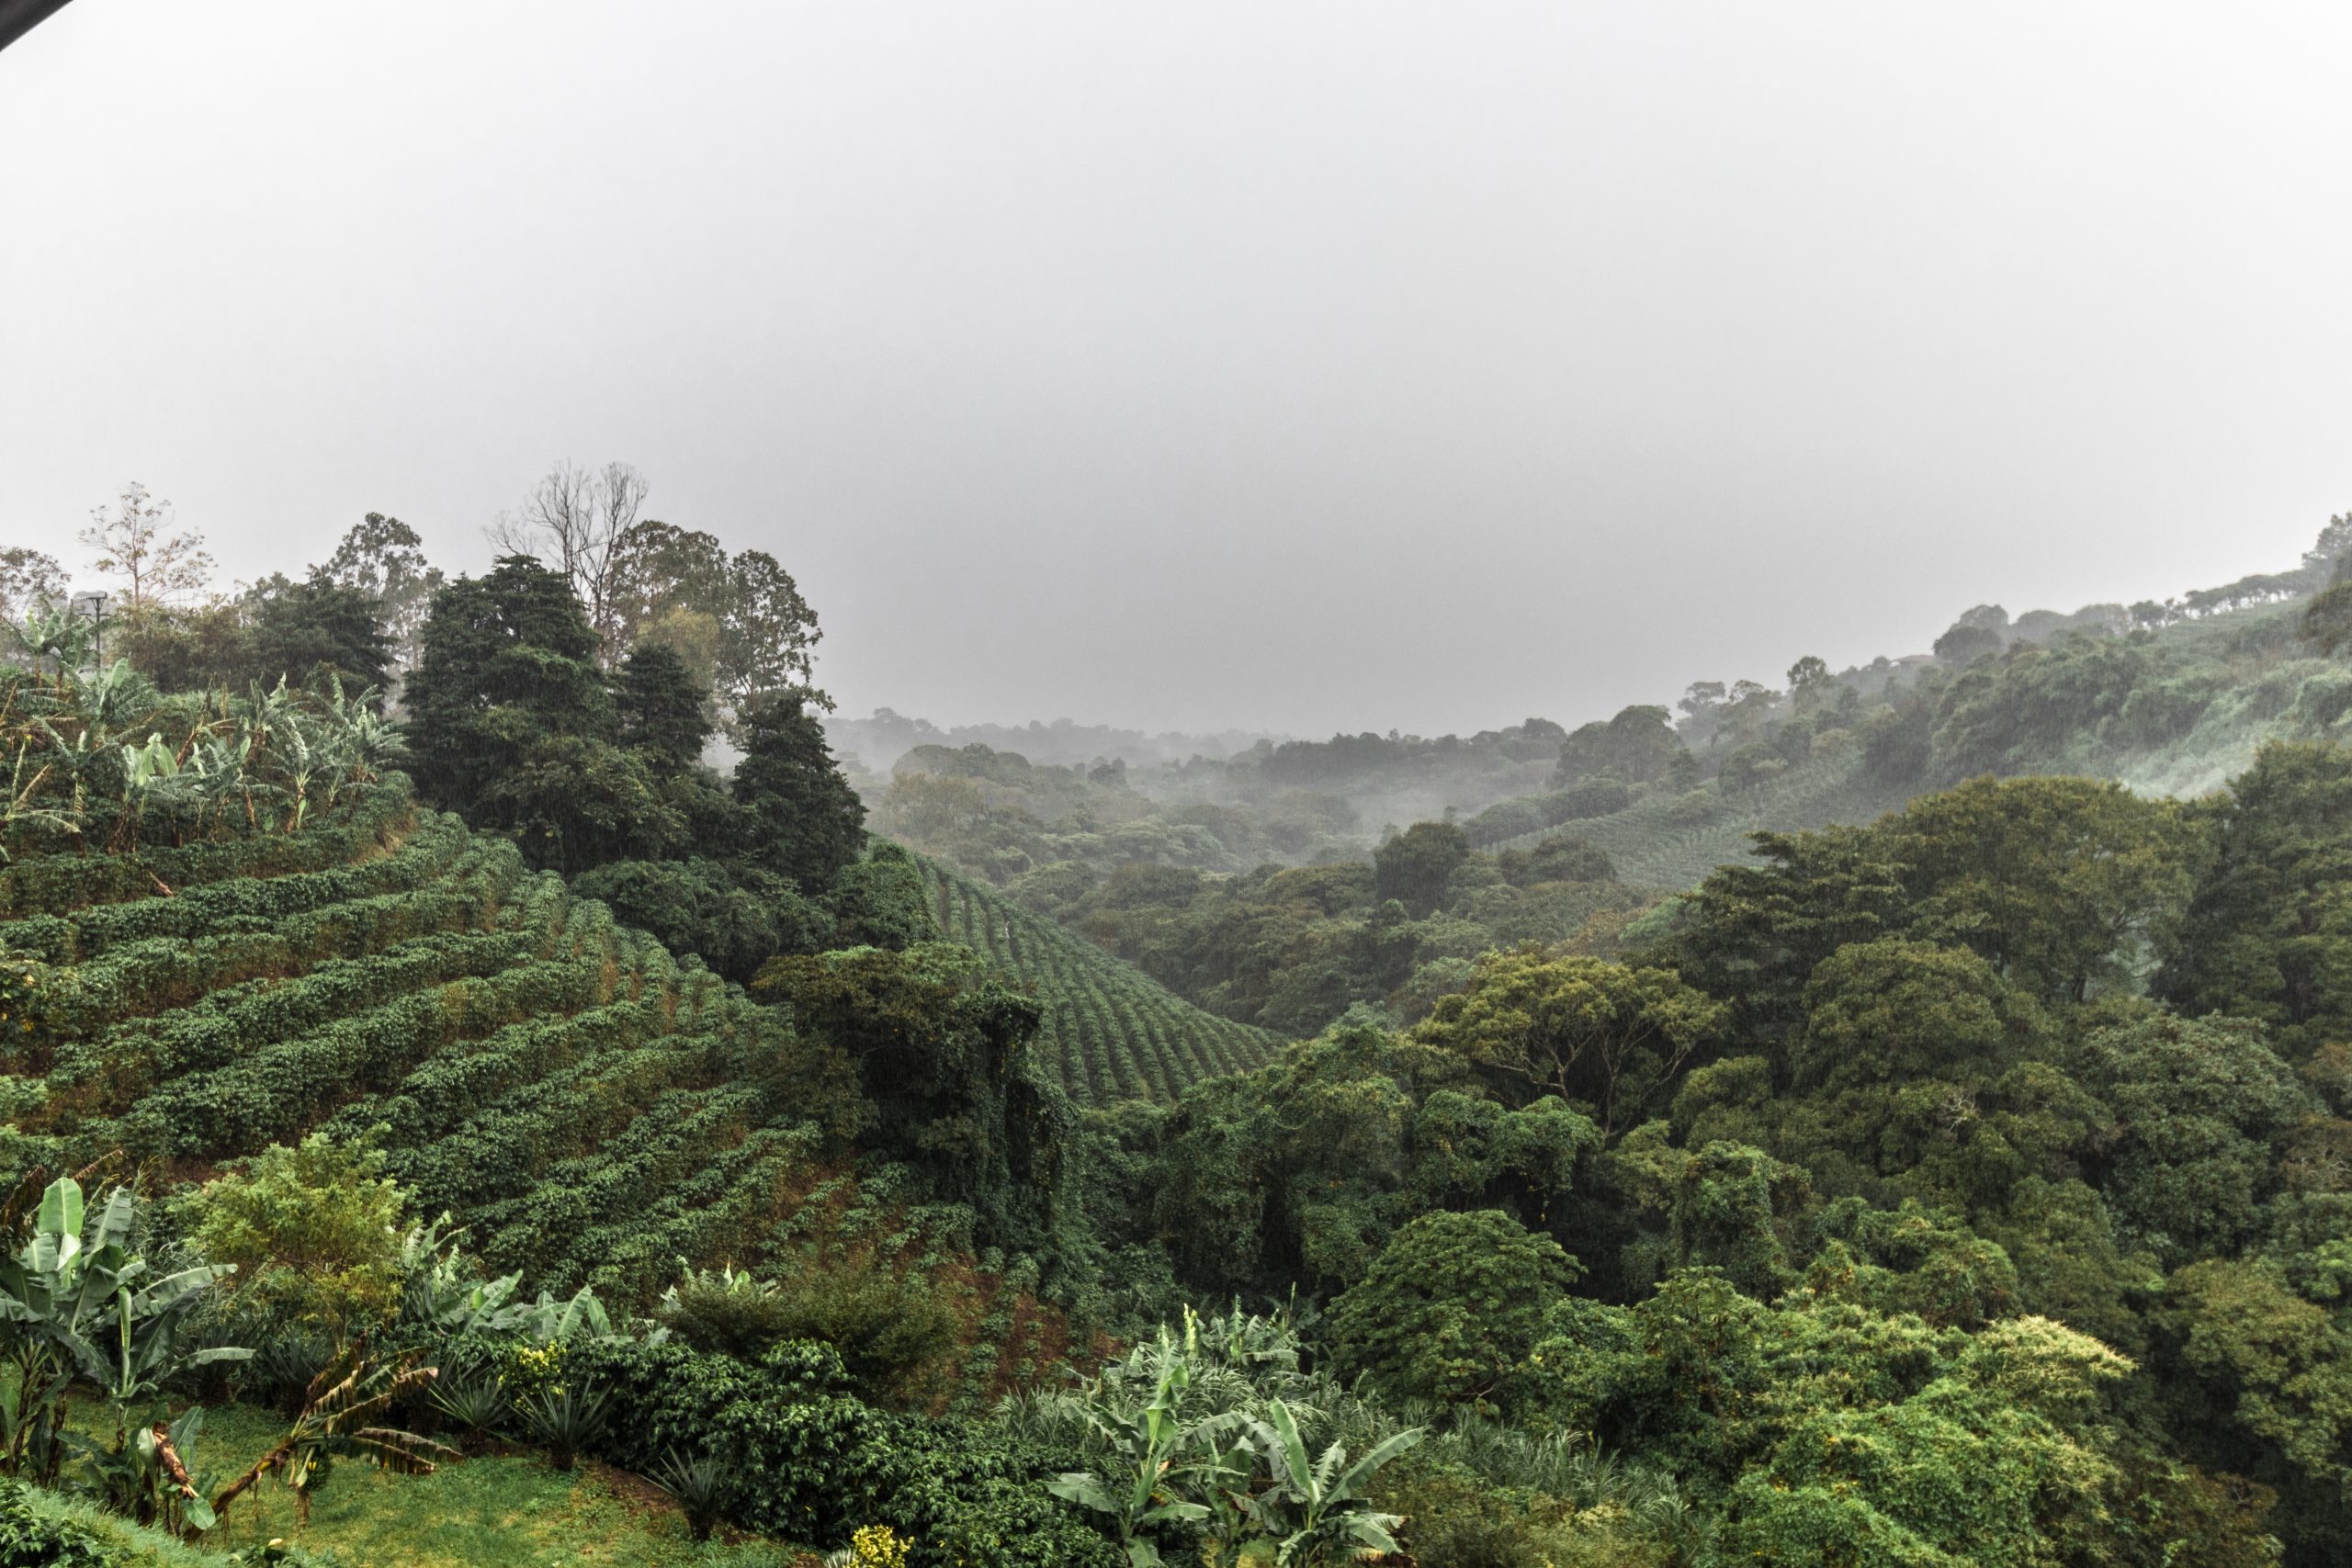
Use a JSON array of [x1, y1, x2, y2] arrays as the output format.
[[616, 639, 711, 774], [248, 577, 394, 702], [403, 556, 686, 873], [824, 842, 937, 950], [753, 942, 1067, 1251], [2160, 741, 2352, 1055], [732, 694, 867, 894], [2084, 1012, 2312, 1265], [403, 556, 612, 811], [1373, 819, 1469, 917], [1555, 704, 1684, 786]]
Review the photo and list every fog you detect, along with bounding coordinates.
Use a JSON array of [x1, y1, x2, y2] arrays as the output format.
[[4, 2, 2348, 736]]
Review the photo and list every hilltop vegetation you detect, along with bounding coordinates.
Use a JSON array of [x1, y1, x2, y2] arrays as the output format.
[[7, 485, 2352, 1564]]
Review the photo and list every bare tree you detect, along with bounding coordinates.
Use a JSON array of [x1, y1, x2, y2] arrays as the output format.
[[486, 460, 648, 660], [79, 482, 214, 613]]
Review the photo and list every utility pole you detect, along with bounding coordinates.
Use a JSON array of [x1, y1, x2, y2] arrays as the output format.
[[73, 591, 106, 670]]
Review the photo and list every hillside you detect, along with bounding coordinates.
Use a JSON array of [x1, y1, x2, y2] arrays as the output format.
[[915, 855, 1280, 1103], [1475, 749, 1911, 892], [1462, 596, 2348, 893], [0, 778, 823, 1304]]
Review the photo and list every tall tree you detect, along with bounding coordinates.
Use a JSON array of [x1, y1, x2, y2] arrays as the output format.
[[616, 639, 712, 774], [2160, 741, 2352, 1054], [1555, 704, 1684, 786], [606, 520, 730, 652], [733, 693, 866, 893], [248, 577, 395, 702], [401, 556, 617, 825], [80, 482, 213, 612], [1373, 819, 1469, 916], [718, 548, 824, 713], [316, 513, 443, 677], [486, 460, 649, 660]]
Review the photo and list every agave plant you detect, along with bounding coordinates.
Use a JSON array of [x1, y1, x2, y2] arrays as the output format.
[[424, 1373, 509, 1453], [650, 1447, 734, 1541], [514, 1382, 610, 1472]]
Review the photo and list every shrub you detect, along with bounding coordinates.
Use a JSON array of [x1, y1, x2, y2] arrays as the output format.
[[0, 1479, 117, 1567], [179, 1133, 412, 1350], [660, 1256, 960, 1408]]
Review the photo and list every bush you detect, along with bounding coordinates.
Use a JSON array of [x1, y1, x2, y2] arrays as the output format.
[[0, 1480, 131, 1568], [659, 1256, 960, 1408], [570, 1337, 1121, 1567], [1329, 1210, 1580, 1414]]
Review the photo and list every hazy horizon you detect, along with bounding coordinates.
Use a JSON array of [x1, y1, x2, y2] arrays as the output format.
[[6, 2, 2348, 736]]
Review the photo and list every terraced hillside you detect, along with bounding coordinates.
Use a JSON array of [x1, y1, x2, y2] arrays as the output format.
[[0, 777, 822, 1305], [1480, 751, 1912, 891], [916, 856, 1281, 1102]]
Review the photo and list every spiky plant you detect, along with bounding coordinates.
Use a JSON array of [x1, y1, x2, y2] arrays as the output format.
[[650, 1447, 734, 1542], [514, 1382, 609, 1472], [424, 1373, 509, 1453]]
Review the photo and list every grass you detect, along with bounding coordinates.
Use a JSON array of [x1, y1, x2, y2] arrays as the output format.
[[62, 1399, 813, 1568]]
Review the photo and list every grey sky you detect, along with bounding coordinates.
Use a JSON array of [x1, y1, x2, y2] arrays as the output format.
[[5, 2, 2348, 736]]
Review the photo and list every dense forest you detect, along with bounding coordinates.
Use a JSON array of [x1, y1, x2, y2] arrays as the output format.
[[3, 482, 2352, 1564]]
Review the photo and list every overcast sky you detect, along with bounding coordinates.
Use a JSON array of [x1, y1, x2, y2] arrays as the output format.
[[5, 3, 2348, 735]]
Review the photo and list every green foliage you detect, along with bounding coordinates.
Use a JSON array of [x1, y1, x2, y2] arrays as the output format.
[[572, 1334, 1122, 1566], [1138, 1024, 1599, 1298], [401, 556, 614, 831], [656, 1258, 960, 1409], [0, 1477, 122, 1566], [246, 579, 395, 705], [1790, 939, 2027, 1092], [1496, 830, 1614, 887], [1411, 949, 1722, 1134], [180, 1134, 411, 1349], [1555, 705, 1684, 789], [1372, 819, 1468, 917], [918, 858, 1279, 1104], [824, 842, 934, 951], [2160, 740, 2352, 1055], [1026, 1309, 1420, 1568], [1328, 1210, 1577, 1413], [2083, 1013, 2312, 1265], [0, 1178, 249, 1493], [734, 695, 866, 894], [613, 640, 712, 774], [571, 856, 828, 983]]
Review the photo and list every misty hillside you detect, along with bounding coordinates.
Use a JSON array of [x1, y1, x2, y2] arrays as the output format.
[[13, 494, 2352, 1568]]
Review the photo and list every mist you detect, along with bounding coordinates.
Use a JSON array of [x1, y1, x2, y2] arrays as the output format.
[[5, 1, 2348, 736]]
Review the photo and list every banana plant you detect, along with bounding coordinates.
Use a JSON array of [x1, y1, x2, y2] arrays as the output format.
[[71, 1404, 215, 1534], [210, 1349, 454, 1529], [3, 604, 99, 694], [1238, 1399, 1419, 1568], [0, 1179, 249, 1486], [1046, 1317, 1248, 1566]]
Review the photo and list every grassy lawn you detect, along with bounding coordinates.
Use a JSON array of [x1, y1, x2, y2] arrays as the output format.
[[88, 1401, 815, 1568]]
